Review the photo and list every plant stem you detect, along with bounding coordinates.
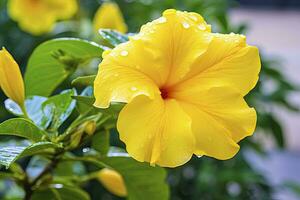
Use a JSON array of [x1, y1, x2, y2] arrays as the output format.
[[23, 150, 64, 200], [20, 102, 29, 119]]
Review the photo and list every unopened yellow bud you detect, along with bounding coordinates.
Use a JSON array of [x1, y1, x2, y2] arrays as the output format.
[[0, 47, 25, 106], [97, 168, 127, 197], [93, 2, 127, 33], [84, 121, 96, 136]]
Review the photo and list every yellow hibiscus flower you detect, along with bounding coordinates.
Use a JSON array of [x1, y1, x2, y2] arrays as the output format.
[[94, 9, 261, 167], [7, 0, 78, 35], [93, 2, 127, 33]]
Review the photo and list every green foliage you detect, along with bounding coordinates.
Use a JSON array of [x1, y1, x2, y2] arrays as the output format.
[[24, 38, 103, 96], [98, 29, 129, 48], [31, 185, 90, 200], [72, 75, 96, 87], [0, 142, 60, 169], [42, 89, 76, 131], [5, 96, 51, 130], [101, 156, 169, 200], [0, 118, 46, 142]]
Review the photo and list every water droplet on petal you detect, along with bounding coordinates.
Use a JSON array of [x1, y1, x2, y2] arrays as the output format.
[[158, 17, 167, 24], [131, 35, 139, 40], [111, 52, 117, 57], [182, 22, 190, 29], [120, 50, 128, 56], [198, 24, 206, 30], [190, 15, 198, 21], [131, 87, 137, 91], [196, 155, 203, 158]]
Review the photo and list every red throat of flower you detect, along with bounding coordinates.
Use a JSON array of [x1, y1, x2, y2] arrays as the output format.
[[160, 87, 169, 99]]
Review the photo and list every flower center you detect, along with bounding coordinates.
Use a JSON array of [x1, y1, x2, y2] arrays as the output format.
[[160, 87, 169, 99]]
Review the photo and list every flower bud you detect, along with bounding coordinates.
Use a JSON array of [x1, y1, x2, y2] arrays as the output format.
[[84, 121, 96, 136], [97, 168, 127, 197], [93, 2, 127, 33], [0, 47, 25, 106]]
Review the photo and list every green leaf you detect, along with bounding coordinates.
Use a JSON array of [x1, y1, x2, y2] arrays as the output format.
[[268, 115, 285, 148], [55, 160, 86, 177], [92, 131, 110, 155], [83, 156, 169, 200], [0, 142, 61, 168], [0, 118, 46, 142], [31, 185, 90, 200], [73, 96, 95, 108], [25, 38, 104, 96], [5, 96, 52, 130], [42, 89, 76, 130], [99, 29, 129, 47], [72, 75, 96, 87], [72, 87, 96, 115], [26, 96, 52, 130]]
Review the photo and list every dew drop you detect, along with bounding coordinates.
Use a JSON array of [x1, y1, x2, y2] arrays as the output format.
[[120, 50, 128, 56], [158, 17, 167, 24], [190, 15, 198, 22], [131, 35, 139, 40], [131, 87, 137, 91], [111, 52, 117, 57], [182, 21, 190, 29], [196, 155, 203, 158], [198, 24, 206, 30]]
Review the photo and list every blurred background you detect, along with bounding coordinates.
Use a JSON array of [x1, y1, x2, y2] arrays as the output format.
[[0, 0, 299, 199]]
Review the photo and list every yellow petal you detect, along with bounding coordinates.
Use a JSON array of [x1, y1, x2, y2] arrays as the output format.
[[0, 47, 25, 106], [93, 2, 127, 33], [94, 47, 160, 108], [18, 15, 56, 36], [136, 9, 212, 87], [117, 95, 195, 167], [179, 100, 240, 159], [175, 33, 261, 95], [50, 0, 78, 20], [173, 86, 257, 143], [97, 168, 127, 197]]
